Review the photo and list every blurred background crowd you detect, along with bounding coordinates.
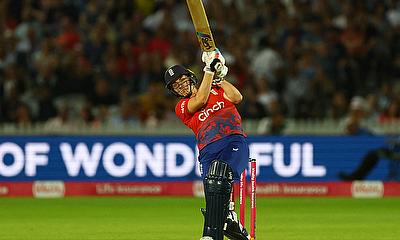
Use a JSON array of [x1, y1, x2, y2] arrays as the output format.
[[0, 0, 399, 134]]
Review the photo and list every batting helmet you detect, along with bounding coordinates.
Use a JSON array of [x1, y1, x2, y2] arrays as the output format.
[[164, 65, 198, 97]]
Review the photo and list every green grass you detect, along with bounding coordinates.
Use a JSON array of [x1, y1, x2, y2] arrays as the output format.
[[0, 197, 399, 239]]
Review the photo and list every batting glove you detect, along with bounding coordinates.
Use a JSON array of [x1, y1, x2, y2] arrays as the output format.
[[201, 48, 225, 69], [214, 62, 228, 78]]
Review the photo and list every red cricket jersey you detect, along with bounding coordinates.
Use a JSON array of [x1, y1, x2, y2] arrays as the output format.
[[175, 87, 245, 150]]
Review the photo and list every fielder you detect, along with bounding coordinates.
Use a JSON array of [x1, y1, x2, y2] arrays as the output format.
[[164, 49, 250, 240]]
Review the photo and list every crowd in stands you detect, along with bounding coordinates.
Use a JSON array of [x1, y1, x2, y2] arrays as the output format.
[[0, 0, 399, 133]]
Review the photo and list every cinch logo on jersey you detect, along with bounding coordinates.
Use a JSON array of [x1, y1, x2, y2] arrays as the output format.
[[198, 101, 224, 121]]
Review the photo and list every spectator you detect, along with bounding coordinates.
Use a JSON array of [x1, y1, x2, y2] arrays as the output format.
[[137, 81, 169, 124], [328, 91, 348, 120], [36, 85, 57, 121], [255, 78, 278, 115], [238, 85, 266, 119], [92, 105, 110, 128], [88, 77, 118, 107], [56, 16, 80, 51], [342, 96, 374, 136], [0, 0, 399, 131], [379, 100, 400, 123], [44, 104, 72, 130], [251, 37, 284, 86], [76, 103, 95, 128], [15, 102, 33, 128], [257, 112, 286, 135]]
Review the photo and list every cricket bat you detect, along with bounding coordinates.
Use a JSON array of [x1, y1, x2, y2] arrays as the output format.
[[186, 0, 216, 52]]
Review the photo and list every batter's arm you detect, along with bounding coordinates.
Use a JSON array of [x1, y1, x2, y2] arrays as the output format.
[[220, 80, 243, 104], [187, 71, 215, 113]]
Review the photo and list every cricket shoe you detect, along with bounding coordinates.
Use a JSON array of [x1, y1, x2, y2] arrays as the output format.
[[223, 210, 250, 240], [200, 208, 250, 240]]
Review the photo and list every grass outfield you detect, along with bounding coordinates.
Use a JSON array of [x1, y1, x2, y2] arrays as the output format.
[[0, 197, 399, 240]]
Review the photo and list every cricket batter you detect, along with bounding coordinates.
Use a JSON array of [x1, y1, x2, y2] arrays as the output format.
[[164, 49, 250, 240]]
